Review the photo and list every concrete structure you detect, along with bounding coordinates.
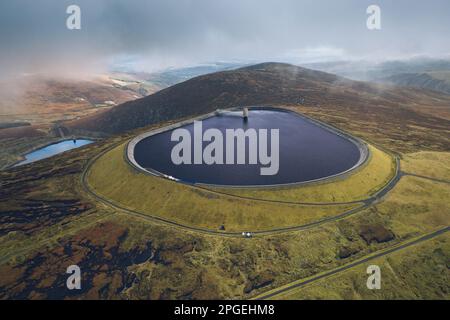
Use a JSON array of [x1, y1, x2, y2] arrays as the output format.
[[243, 107, 249, 121], [126, 106, 370, 189]]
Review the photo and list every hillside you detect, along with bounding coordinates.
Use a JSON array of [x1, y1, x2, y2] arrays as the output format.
[[0, 75, 146, 123], [1, 63, 449, 300], [67, 62, 450, 152], [305, 58, 450, 81], [380, 72, 450, 95]]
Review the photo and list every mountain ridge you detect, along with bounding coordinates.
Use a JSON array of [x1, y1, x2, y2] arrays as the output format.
[[66, 62, 450, 138], [379, 72, 450, 95]]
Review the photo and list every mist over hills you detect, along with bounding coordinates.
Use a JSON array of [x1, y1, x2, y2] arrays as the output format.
[[66, 62, 344, 133], [1, 0, 450, 301], [144, 62, 245, 88], [303, 58, 450, 81], [67, 62, 450, 137], [312, 57, 450, 96], [378, 72, 450, 96]]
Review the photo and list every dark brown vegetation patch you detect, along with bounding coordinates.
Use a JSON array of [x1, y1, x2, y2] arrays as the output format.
[[359, 224, 395, 244], [0, 199, 91, 236], [243, 271, 274, 294]]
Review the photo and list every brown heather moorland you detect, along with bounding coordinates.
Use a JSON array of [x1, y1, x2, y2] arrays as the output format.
[[0, 63, 449, 299]]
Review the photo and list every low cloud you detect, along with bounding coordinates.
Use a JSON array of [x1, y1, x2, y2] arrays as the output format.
[[1, 0, 450, 77]]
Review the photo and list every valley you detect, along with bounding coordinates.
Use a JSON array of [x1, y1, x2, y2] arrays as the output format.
[[0, 63, 449, 300]]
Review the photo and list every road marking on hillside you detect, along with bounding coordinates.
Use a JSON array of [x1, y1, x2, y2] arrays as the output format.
[[402, 172, 450, 185], [253, 226, 450, 300], [80, 140, 402, 237]]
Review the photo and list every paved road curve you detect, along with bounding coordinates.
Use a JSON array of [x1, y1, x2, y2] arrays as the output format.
[[254, 226, 450, 300], [81, 140, 401, 237]]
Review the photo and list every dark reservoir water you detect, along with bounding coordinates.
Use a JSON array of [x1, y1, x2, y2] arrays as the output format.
[[133, 109, 362, 186], [15, 139, 93, 167]]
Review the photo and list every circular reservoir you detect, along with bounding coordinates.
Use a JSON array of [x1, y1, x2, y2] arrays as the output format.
[[128, 108, 368, 187]]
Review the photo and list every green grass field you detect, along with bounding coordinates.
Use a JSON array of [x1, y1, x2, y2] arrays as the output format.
[[86, 143, 364, 232], [85, 139, 396, 232], [251, 153, 450, 300], [1, 138, 448, 299], [1, 110, 448, 299], [268, 234, 449, 300], [402, 151, 450, 180]]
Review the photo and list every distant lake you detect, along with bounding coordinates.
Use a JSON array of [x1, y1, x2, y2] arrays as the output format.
[[132, 109, 365, 186], [15, 139, 94, 167]]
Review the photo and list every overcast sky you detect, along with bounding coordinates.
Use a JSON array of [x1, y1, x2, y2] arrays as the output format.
[[1, 0, 450, 77]]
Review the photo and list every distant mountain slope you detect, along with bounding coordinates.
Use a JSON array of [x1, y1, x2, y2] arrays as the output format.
[[304, 58, 450, 81], [0, 75, 150, 128], [67, 63, 450, 150], [146, 62, 244, 88], [380, 72, 450, 95]]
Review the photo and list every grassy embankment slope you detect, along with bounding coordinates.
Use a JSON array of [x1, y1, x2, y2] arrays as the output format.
[[1, 63, 449, 299], [85, 141, 394, 232], [1, 146, 447, 299], [255, 152, 450, 299]]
